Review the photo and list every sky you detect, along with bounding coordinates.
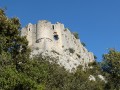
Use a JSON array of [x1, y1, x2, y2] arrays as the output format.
[[0, 0, 120, 61]]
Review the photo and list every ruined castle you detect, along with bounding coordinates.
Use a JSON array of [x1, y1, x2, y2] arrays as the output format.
[[21, 20, 95, 72]]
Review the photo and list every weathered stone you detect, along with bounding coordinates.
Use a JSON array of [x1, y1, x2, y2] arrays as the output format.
[[89, 75, 96, 81], [21, 20, 95, 72]]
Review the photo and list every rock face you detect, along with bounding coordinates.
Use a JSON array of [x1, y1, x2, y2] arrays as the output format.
[[21, 20, 95, 72]]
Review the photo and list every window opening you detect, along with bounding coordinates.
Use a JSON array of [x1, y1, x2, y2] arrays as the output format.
[[54, 35, 59, 40], [52, 25, 54, 30], [53, 32, 59, 40]]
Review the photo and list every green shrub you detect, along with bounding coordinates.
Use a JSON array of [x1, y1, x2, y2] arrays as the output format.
[[73, 32, 79, 39], [81, 42, 86, 47], [76, 54, 81, 58], [69, 48, 75, 54]]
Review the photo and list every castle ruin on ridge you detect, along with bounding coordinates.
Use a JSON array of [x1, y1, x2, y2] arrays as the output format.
[[21, 20, 95, 72]]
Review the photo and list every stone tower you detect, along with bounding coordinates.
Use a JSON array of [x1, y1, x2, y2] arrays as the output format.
[[21, 20, 95, 72]]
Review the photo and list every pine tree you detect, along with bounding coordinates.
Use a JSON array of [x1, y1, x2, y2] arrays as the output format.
[[102, 48, 120, 89]]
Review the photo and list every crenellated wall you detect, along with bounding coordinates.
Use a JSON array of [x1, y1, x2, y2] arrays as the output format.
[[21, 20, 95, 72]]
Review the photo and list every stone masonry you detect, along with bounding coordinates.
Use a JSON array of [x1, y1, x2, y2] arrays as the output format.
[[21, 20, 95, 72]]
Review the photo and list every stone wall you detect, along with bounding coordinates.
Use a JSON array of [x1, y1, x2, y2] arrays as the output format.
[[21, 20, 95, 72]]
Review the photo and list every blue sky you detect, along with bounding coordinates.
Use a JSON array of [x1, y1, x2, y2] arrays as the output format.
[[0, 0, 120, 61]]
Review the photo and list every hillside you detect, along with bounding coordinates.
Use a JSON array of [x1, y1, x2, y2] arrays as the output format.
[[21, 20, 94, 72], [0, 9, 120, 90]]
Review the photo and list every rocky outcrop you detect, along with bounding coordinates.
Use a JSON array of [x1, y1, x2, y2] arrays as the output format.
[[21, 20, 95, 72]]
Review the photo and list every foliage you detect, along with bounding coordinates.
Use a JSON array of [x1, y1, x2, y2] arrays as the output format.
[[81, 42, 86, 47], [0, 8, 30, 58], [76, 53, 81, 58], [64, 28, 68, 31], [1, 8, 120, 90], [51, 50, 60, 55], [0, 8, 32, 90], [102, 49, 120, 90], [68, 48, 75, 54], [94, 55, 97, 60], [72, 32, 79, 39]]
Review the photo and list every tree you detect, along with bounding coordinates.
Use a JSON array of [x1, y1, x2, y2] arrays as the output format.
[[0, 8, 33, 90], [0, 8, 107, 90], [81, 42, 86, 47], [0, 8, 29, 58], [0, 8, 30, 68], [102, 48, 120, 89], [72, 32, 79, 39]]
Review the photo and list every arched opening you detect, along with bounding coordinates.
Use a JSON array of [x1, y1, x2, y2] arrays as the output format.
[[53, 32, 59, 40], [54, 35, 59, 40]]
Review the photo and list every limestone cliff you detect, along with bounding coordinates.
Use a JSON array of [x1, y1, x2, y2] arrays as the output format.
[[21, 20, 95, 72]]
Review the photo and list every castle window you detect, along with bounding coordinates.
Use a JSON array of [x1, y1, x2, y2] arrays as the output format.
[[52, 25, 54, 30], [54, 35, 59, 40], [53, 32, 59, 40], [29, 28, 30, 31]]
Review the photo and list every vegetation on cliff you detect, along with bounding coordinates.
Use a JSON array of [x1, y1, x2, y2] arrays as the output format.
[[0, 9, 120, 90]]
